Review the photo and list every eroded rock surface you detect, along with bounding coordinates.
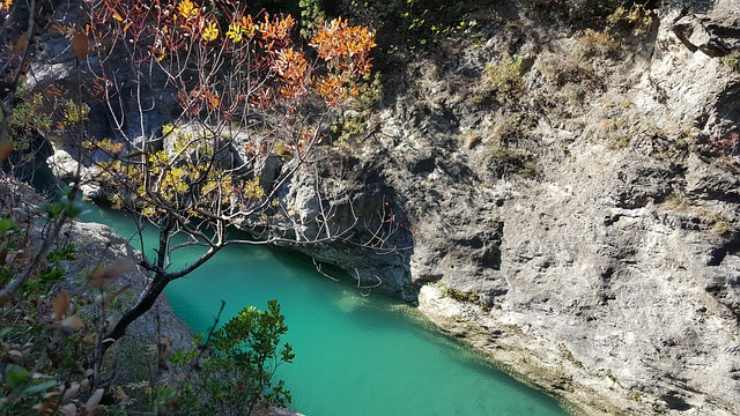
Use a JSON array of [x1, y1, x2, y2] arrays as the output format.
[[292, 1, 740, 415]]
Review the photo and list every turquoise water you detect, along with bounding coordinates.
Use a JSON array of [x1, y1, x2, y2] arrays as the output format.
[[79, 206, 566, 416]]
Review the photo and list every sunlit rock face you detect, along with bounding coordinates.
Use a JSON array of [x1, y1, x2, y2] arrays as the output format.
[[29, 0, 739, 414], [286, 1, 740, 414]]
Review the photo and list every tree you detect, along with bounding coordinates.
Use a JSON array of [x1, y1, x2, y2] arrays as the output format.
[[76, 0, 379, 356]]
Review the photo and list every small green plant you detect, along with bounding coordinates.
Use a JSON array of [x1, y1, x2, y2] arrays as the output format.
[[329, 72, 383, 145], [441, 286, 481, 303], [169, 300, 295, 416], [298, 0, 326, 38], [721, 52, 740, 73], [482, 54, 526, 101], [485, 145, 538, 178], [597, 117, 631, 150], [576, 29, 621, 58], [606, 4, 655, 35], [62, 99, 90, 126], [7, 93, 54, 154]]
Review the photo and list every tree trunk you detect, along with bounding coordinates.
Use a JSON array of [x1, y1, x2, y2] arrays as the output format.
[[101, 272, 169, 353]]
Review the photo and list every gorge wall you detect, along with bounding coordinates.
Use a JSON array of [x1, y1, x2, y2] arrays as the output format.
[[28, 0, 740, 414], [291, 1, 740, 414]]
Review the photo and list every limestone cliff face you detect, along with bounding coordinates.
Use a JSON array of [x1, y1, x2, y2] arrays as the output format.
[[291, 1, 740, 414]]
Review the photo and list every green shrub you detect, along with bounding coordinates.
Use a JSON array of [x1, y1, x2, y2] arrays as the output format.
[[440, 285, 480, 303], [298, 0, 326, 38], [606, 4, 656, 35], [169, 300, 295, 416], [721, 52, 740, 73], [482, 54, 526, 102], [575, 29, 621, 58], [329, 72, 383, 145]]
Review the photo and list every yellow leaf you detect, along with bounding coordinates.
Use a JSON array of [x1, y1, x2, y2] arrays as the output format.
[[202, 21, 219, 42]]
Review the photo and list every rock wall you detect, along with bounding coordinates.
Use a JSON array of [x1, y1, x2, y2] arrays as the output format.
[[294, 1, 740, 414]]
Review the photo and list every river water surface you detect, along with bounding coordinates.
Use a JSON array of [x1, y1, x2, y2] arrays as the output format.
[[80, 205, 566, 416]]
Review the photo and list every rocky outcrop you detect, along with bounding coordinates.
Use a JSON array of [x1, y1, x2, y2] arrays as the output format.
[[673, 5, 740, 56], [289, 1, 740, 415], [0, 178, 192, 352], [46, 148, 102, 199]]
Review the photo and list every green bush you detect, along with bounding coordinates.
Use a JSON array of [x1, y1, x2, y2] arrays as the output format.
[[482, 54, 526, 102], [299, 0, 326, 38], [169, 300, 295, 416]]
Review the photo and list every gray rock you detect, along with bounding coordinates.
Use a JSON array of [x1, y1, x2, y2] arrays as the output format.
[[26, 0, 740, 414], [283, 1, 740, 414], [673, 7, 740, 57], [46, 147, 102, 199]]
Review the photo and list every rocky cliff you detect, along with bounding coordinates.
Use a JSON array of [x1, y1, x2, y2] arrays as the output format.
[[294, 1, 740, 414]]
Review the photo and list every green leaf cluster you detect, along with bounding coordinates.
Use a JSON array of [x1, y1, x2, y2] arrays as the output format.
[[170, 300, 295, 416]]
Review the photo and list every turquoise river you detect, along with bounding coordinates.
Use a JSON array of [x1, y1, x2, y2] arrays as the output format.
[[80, 205, 567, 416]]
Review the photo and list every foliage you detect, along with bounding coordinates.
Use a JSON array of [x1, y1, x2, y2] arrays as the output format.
[[86, 1, 376, 223], [0, 0, 12, 14], [481, 54, 526, 102], [0, 189, 124, 415], [298, 0, 325, 38], [485, 145, 538, 179], [168, 301, 294, 415], [532, 51, 601, 112], [606, 3, 656, 35], [341, 0, 485, 52], [721, 52, 740, 73], [329, 72, 383, 145], [526, 0, 622, 23], [440, 285, 480, 304], [575, 29, 621, 59], [69, 0, 387, 368]]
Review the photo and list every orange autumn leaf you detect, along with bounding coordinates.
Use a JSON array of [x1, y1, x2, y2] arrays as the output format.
[[258, 14, 295, 50], [310, 18, 375, 66], [0, 142, 13, 161], [314, 74, 346, 107], [12, 33, 29, 55], [52, 290, 70, 321], [272, 48, 308, 82], [71, 31, 89, 60]]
